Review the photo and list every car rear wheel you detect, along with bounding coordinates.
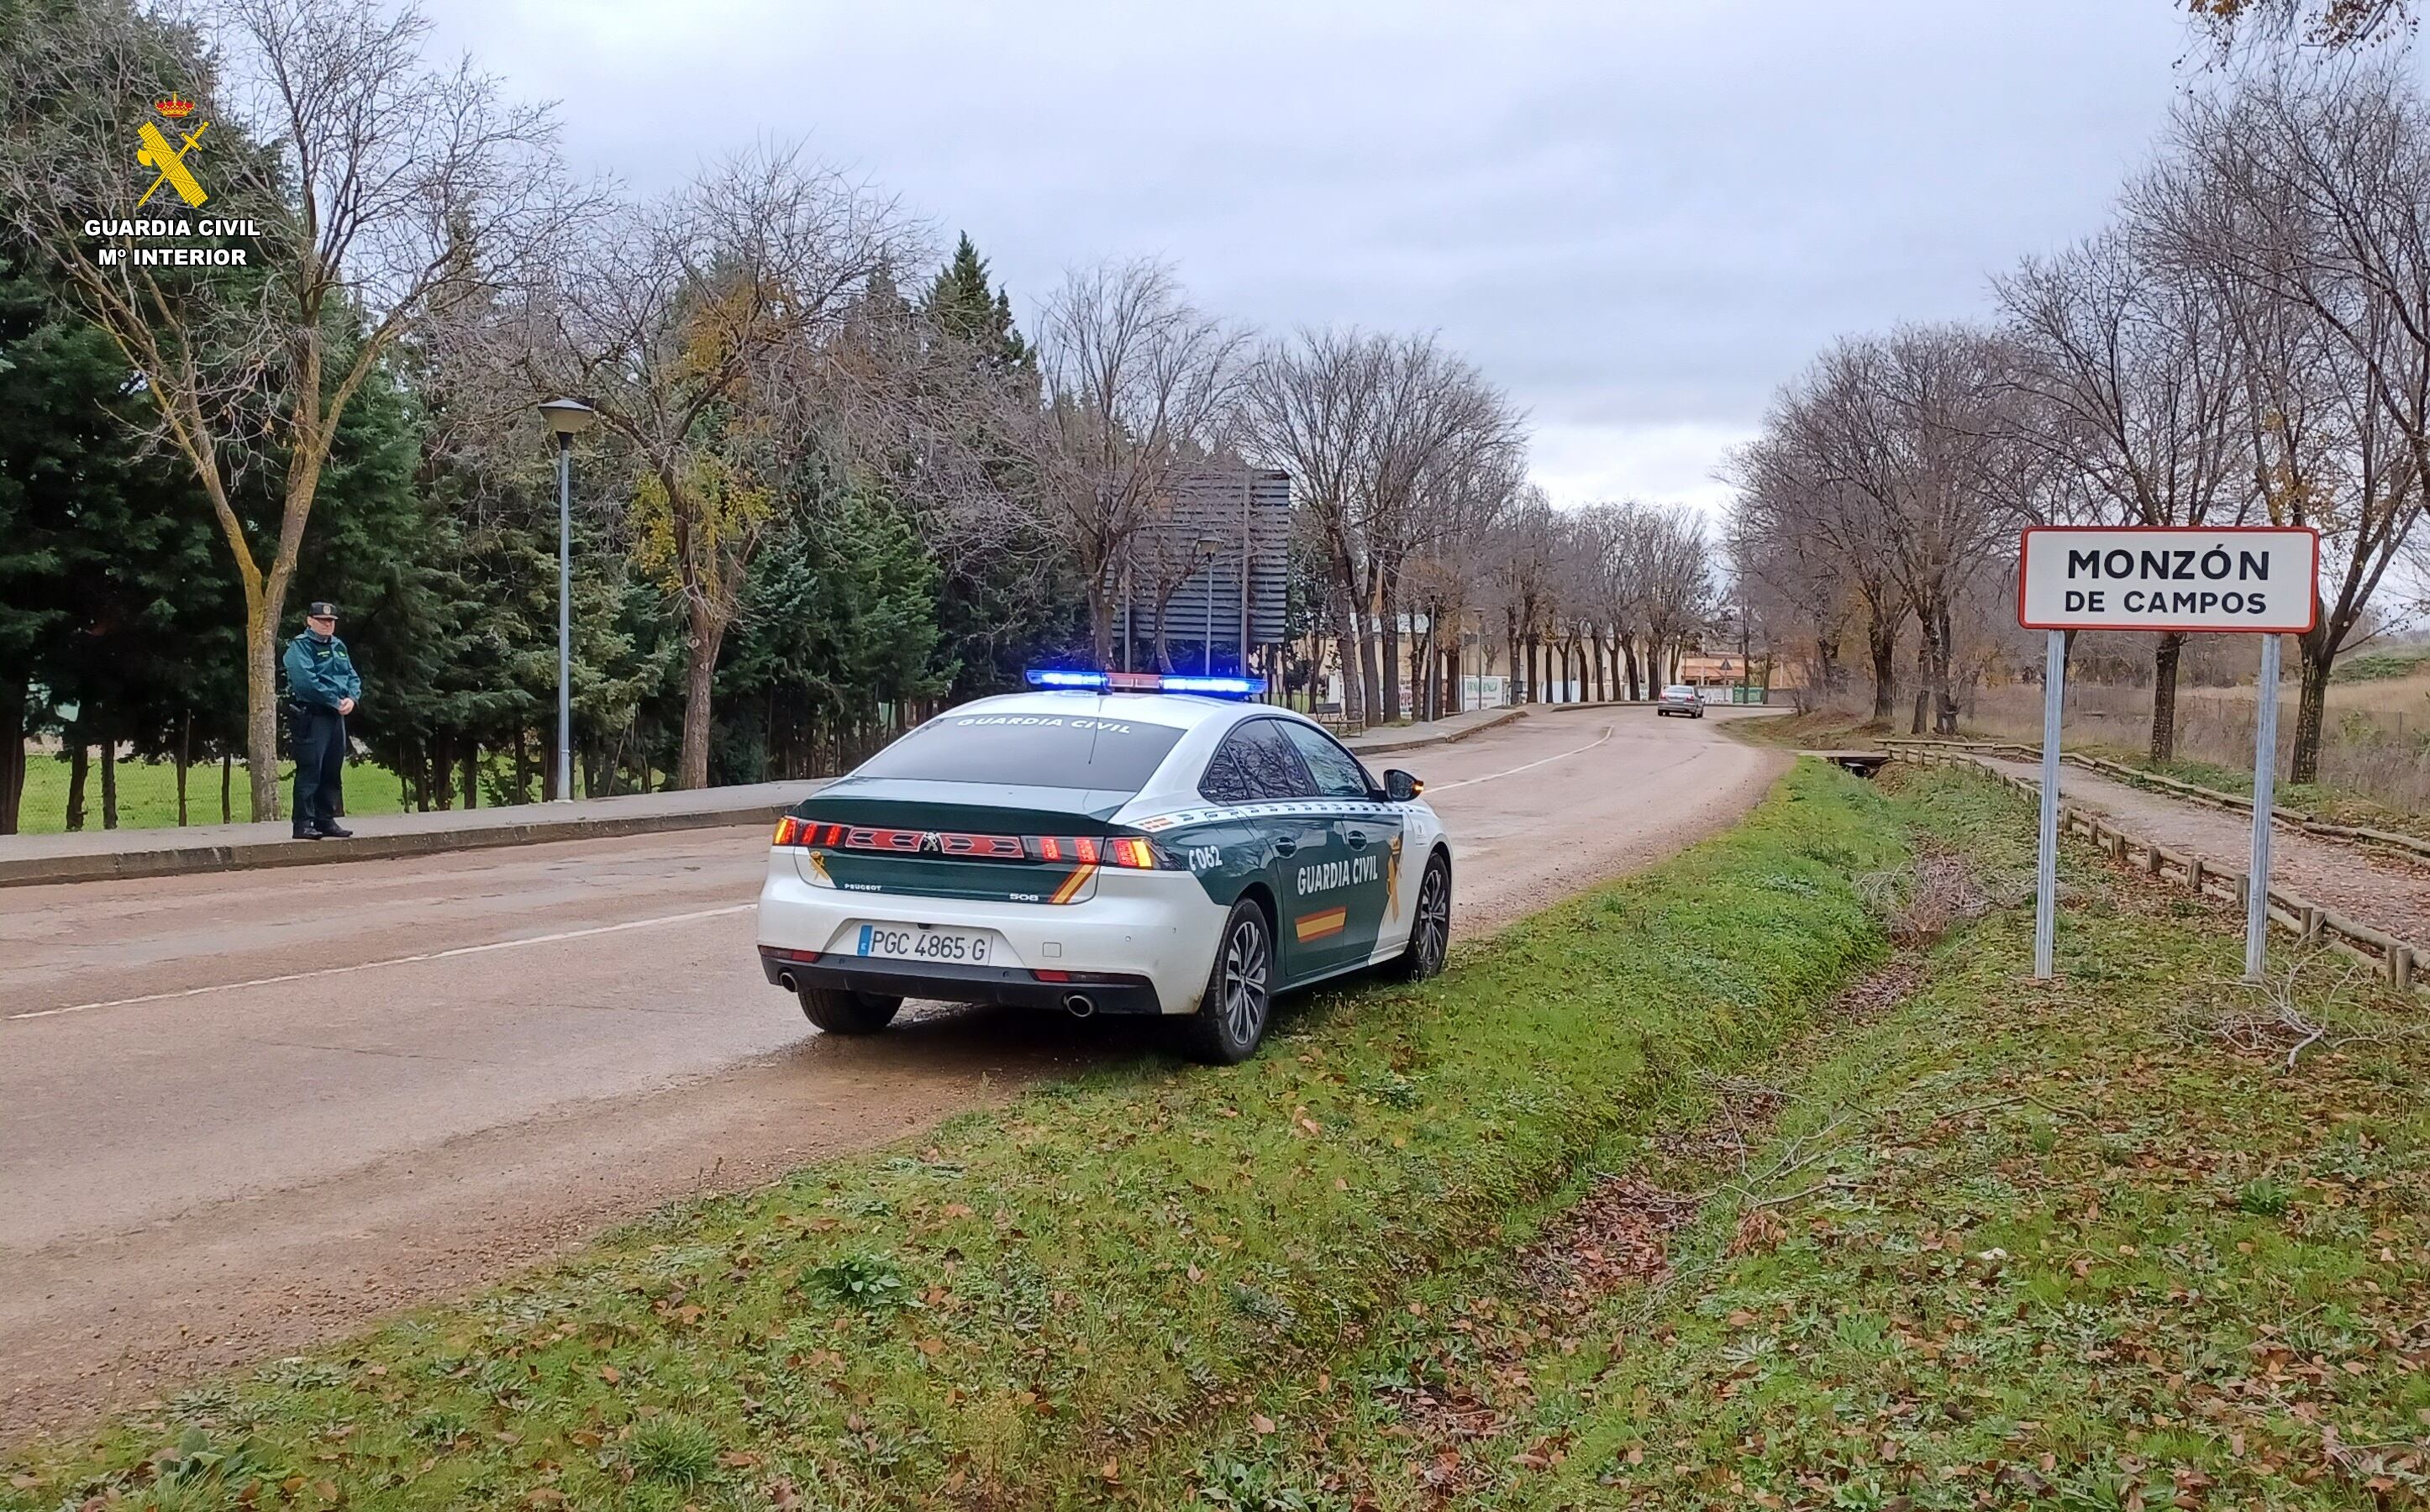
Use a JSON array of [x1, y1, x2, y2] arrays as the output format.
[[1389, 853, 1453, 982], [1179, 900, 1273, 1064], [797, 986, 903, 1035]]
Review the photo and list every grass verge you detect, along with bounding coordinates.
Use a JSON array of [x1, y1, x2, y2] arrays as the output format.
[[3, 763, 1903, 1510], [1150, 765, 2430, 1509]]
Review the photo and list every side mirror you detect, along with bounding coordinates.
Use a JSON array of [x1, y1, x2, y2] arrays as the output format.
[[1382, 768, 1423, 802]]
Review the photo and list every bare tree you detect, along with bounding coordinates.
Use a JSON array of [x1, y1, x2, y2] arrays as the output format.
[[2144, 66, 2430, 780], [503, 147, 908, 789], [2185, 0, 2412, 54], [1999, 225, 2251, 759], [0, 0, 572, 816], [1793, 328, 2019, 735], [1013, 259, 1244, 668], [1729, 427, 1912, 720]]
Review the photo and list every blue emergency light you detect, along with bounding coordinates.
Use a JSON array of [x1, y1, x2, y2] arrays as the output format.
[[1161, 674, 1267, 696], [1024, 668, 1111, 690], [1024, 668, 1265, 698]]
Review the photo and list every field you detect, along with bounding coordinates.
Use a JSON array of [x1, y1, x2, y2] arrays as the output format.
[[7, 764, 2424, 1509], [1964, 670, 2430, 820], [14, 753, 424, 834]]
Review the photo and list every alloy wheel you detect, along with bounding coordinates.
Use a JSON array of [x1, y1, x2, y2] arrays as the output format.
[[1220, 916, 1270, 1046], [1414, 864, 1449, 975]]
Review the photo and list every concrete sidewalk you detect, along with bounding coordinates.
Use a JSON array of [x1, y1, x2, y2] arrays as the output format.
[[0, 701, 1586, 888]]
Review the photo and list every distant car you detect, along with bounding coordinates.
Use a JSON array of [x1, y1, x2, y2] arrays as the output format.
[[755, 670, 1455, 1064], [1654, 684, 1705, 718]]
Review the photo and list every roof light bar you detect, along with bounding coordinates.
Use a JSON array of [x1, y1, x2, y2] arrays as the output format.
[[1023, 667, 1266, 698], [1161, 674, 1267, 696], [1025, 668, 1111, 689]]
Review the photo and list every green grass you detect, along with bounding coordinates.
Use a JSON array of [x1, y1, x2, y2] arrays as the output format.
[[12, 753, 411, 834], [1144, 766, 2430, 1509], [1, 763, 1907, 1509], [2333, 648, 2430, 684]]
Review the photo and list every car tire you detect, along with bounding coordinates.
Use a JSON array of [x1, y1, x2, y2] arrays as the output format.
[[1179, 899, 1274, 1065], [797, 986, 902, 1035], [1389, 853, 1453, 983]]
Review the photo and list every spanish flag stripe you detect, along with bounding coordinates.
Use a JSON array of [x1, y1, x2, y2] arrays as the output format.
[[1294, 906, 1348, 942], [1049, 864, 1097, 905]]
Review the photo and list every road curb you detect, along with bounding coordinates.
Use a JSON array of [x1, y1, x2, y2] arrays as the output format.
[[0, 800, 817, 890]]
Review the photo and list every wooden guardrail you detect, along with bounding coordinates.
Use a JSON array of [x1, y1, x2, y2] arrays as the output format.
[[1887, 746, 2423, 997], [1880, 738, 2430, 866]]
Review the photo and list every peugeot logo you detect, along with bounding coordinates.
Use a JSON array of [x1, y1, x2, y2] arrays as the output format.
[[918, 831, 943, 854]]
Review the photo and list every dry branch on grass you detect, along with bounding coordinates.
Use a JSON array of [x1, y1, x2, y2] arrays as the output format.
[[2175, 952, 2385, 1072]]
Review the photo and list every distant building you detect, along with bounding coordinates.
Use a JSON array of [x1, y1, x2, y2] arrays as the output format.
[[1118, 466, 1291, 675]]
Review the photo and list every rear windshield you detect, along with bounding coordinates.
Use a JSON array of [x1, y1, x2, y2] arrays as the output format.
[[850, 710, 1187, 791], [1665, 686, 1697, 697]]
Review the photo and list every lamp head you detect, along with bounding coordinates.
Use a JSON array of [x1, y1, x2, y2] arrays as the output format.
[[539, 396, 597, 439]]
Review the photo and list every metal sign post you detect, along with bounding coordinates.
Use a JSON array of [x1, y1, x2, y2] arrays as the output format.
[[2245, 632, 2282, 981], [2034, 629, 2065, 979], [2015, 525, 2319, 984]]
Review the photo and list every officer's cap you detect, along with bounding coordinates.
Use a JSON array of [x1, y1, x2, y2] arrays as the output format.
[[306, 601, 339, 619]]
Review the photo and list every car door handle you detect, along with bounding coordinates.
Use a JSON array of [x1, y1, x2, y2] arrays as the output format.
[[1345, 830, 1369, 848], [1273, 838, 1297, 857]]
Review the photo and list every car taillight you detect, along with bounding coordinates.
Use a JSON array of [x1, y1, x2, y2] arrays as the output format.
[[1024, 835, 1166, 869], [772, 816, 808, 847]]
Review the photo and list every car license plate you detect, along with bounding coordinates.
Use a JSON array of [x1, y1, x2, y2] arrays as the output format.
[[855, 924, 993, 964]]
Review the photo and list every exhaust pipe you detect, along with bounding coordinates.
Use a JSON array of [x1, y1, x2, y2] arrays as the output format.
[[777, 970, 799, 993], [1062, 993, 1097, 1018]]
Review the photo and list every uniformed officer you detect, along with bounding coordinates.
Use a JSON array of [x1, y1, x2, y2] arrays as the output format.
[[282, 601, 361, 840]]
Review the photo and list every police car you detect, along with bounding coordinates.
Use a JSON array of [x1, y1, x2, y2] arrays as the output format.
[[755, 669, 1454, 1063]]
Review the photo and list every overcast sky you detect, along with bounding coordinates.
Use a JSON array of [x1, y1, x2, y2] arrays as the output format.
[[423, 0, 2218, 513]]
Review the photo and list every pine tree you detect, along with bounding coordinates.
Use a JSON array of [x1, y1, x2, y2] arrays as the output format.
[[921, 233, 1034, 376]]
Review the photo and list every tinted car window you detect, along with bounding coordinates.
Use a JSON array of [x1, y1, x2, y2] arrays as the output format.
[[1277, 720, 1375, 801], [853, 710, 1186, 791], [1201, 718, 1316, 804]]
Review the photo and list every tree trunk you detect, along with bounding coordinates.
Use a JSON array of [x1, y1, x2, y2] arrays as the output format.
[[245, 601, 281, 821], [1869, 609, 1899, 722], [1620, 637, 1642, 701], [1380, 569, 1403, 724], [1358, 600, 1383, 725], [2149, 632, 2185, 764], [430, 732, 454, 811], [176, 711, 192, 827], [463, 742, 480, 809], [676, 603, 728, 790], [220, 753, 233, 824], [0, 676, 24, 836], [2291, 632, 2333, 785], [1932, 602, 1959, 736], [66, 741, 88, 831], [101, 738, 118, 829]]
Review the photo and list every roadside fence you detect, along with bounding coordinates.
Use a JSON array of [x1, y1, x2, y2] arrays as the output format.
[[1887, 744, 2424, 998]]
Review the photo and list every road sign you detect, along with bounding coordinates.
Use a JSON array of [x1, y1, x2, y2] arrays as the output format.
[[2018, 526, 2319, 633], [2014, 525, 2318, 988]]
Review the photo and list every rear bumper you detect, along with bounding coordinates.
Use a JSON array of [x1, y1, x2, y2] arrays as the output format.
[[757, 948, 1164, 1014], [755, 853, 1223, 1016]]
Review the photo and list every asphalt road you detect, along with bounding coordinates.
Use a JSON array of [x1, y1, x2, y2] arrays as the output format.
[[0, 706, 1786, 1438]]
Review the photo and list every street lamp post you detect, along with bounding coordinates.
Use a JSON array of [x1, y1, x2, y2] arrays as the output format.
[[538, 398, 596, 803]]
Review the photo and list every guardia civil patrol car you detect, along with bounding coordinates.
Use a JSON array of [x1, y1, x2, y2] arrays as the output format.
[[755, 669, 1454, 1063]]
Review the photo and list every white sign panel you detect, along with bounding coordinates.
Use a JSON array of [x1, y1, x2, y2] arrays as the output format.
[[2017, 527, 2318, 633]]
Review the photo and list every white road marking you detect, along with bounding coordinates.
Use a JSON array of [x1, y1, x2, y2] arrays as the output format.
[[1425, 727, 1617, 793], [8, 904, 755, 1022]]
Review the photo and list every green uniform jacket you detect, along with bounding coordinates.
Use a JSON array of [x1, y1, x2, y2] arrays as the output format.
[[283, 632, 362, 711]]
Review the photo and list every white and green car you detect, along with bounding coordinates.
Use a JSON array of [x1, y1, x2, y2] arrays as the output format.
[[755, 671, 1454, 1063]]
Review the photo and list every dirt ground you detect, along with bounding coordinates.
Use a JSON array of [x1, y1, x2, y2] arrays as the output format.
[[0, 706, 1787, 1441]]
